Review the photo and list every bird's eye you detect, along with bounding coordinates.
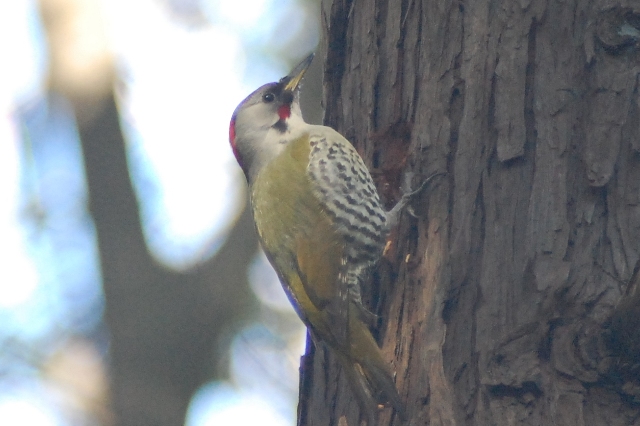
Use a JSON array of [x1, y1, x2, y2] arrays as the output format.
[[262, 92, 275, 103]]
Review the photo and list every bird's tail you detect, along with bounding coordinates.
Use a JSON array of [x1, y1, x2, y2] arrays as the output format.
[[336, 317, 407, 422]]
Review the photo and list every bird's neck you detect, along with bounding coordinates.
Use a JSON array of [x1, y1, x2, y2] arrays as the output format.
[[245, 114, 309, 184]]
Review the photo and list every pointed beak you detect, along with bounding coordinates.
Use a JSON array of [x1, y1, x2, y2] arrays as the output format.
[[282, 53, 314, 93]]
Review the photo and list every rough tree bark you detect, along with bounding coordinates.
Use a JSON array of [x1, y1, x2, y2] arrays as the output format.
[[299, 0, 640, 425]]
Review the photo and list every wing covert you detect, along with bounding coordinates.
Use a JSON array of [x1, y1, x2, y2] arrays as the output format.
[[306, 128, 387, 265]]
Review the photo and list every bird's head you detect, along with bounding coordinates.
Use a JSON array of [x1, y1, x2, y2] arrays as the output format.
[[229, 53, 314, 180]]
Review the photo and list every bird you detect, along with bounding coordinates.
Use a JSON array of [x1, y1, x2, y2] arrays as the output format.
[[229, 53, 412, 421]]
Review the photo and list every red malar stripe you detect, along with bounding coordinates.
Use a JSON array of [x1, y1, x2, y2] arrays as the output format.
[[278, 104, 291, 120]]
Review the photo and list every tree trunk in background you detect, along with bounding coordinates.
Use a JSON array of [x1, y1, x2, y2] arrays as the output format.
[[298, 0, 640, 425], [76, 92, 258, 426], [39, 1, 259, 425]]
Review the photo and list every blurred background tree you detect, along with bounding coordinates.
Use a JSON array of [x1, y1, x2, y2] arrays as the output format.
[[0, 0, 320, 424]]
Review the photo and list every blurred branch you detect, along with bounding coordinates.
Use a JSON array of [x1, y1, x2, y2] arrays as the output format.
[[38, 0, 259, 424], [39, 0, 114, 123]]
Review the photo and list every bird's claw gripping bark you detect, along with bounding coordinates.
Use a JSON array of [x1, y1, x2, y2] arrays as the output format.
[[355, 300, 379, 326], [386, 171, 445, 228]]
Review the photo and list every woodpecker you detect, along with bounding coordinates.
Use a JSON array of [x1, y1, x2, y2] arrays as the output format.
[[229, 54, 410, 420]]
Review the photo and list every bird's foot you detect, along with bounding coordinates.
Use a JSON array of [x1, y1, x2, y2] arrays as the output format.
[[387, 171, 446, 227]]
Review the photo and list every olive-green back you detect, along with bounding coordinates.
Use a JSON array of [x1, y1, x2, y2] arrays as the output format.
[[250, 134, 344, 333]]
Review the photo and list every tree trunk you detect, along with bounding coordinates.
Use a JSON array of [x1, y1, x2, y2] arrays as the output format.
[[298, 0, 640, 425]]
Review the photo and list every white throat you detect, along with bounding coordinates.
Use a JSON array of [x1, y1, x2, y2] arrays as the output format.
[[245, 113, 309, 183]]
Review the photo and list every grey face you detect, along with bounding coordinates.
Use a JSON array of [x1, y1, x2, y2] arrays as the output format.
[[229, 81, 300, 178]]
